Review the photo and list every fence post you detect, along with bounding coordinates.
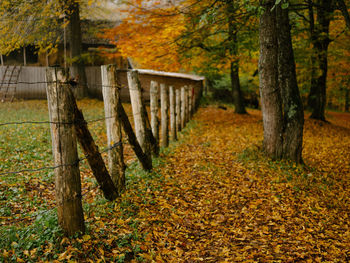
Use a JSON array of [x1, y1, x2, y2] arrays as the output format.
[[185, 86, 190, 123], [176, 88, 181, 133], [128, 70, 152, 159], [181, 86, 186, 129], [46, 67, 85, 236], [101, 65, 126, 194], [150, 80, 160, 146], [117, 102, 153, 170], [169, 86, 177, 141], [188, 85, 193, 118], [160, 83, 169, 147]]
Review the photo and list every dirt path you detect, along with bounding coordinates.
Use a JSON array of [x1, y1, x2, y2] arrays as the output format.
[[44, 106, 350, 262], [124, 106, 350, 262]]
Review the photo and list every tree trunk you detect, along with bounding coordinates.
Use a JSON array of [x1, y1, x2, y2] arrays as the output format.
[[227, 0, 247, 114], [231, 60, 247, 114], [307, 0, 333, 121], [276, 5, 304, 163], [66, 1, 89, 98], [345, 88, 350, 112], [259, 0, 283, 159]]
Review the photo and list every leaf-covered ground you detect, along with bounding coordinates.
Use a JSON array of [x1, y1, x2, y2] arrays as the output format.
[[1, 102, 350, 262]]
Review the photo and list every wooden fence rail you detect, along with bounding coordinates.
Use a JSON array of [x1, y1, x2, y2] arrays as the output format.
[[0, 66, 204, 101]]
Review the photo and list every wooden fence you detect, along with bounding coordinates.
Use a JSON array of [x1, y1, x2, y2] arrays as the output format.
[[44, 66, 202, 235], [0, 66, 204, 101]]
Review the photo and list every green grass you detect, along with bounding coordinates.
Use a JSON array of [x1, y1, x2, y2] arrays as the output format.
[[0, 99, 195, 262], [0, 99, 111, 261]]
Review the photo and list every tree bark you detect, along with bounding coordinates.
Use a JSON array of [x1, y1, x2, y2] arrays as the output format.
[[307, 0, 333, 121], [46, 68, 85, 236], [101, 65, 126, 194], [66, 0, 89, 98], [259, 0, 283, 159], [276, 5, 304, 163]]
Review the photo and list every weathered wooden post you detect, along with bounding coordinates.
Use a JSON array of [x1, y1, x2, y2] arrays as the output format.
[[188, 85, 193, 118], [101, 65, 126, 194], [169, 86, 177, 141], [160, 83, 169, 147], [46, 67, 85, 236], [150, 81, 160, 145], [128, 70, 152, 159], [185, 86, 190, 123], [181, 86, 186, 129], [117, 102, 152, 170], [176, 88, 181, 133], [73, 105, 119, 201]]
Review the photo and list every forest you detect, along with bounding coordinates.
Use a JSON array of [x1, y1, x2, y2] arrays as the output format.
[[0, 0, 350, 262]]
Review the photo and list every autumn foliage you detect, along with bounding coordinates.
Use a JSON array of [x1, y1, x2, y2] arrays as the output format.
[[103, 0, 187, 72]]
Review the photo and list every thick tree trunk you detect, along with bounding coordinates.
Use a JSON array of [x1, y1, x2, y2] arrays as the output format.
[[276, 5, 304, 163], [307, 0, 333, 121], [259, 0, 283, 159], [66, 1, 89, 98], [227, 0, 247, 114]]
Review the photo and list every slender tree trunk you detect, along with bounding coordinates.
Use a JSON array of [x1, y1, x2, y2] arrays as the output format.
[[276, 5, 304, 163], [227, 0, 247, 114], [230, 59, 247, 114], [259, 0, 283, 159], [66, 1, 89, 98], [345, 88, 350, 112], [307, 0, 333, 121]]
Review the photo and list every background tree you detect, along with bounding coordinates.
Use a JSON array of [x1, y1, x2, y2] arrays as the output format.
[[104, 0, 260, 113], [289, 0, 350, 120], [0, 0, 103, 97]]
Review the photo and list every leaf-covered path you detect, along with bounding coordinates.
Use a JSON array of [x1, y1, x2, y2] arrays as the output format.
[[4, 104, 349, 262], [117, 106, 350, 262]]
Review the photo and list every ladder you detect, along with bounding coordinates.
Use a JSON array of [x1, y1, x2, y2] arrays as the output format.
[[0, 65, 22, 102]]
